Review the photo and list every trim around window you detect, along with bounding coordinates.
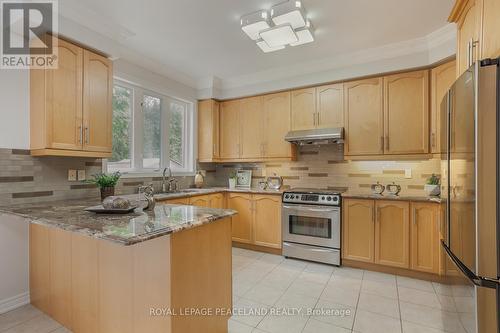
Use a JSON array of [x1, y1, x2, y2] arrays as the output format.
[[105, 79, 195, 176]]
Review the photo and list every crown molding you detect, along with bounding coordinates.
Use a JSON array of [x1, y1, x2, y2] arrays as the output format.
[[198, 24, 457, 100]]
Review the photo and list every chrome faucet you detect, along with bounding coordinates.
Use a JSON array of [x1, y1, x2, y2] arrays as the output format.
[[162, 167, 178, 193]]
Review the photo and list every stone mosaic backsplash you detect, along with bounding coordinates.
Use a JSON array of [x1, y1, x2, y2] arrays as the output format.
[[201, 145, 441, 197], [0, 148, 194, 205]]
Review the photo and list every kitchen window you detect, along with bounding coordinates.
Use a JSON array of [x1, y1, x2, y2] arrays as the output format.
[[106, 80, 194, 175]]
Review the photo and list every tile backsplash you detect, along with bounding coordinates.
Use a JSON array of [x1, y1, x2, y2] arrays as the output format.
[[0, 148, 194, 205], [201, 145, 441, 196]]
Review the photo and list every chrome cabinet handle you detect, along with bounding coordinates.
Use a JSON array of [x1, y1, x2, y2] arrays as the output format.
[[85, 126, 89, 144], [78, 126, 83, 144]]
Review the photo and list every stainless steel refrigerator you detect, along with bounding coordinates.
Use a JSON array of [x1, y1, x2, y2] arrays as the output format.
[[441, 57, 500, 333]]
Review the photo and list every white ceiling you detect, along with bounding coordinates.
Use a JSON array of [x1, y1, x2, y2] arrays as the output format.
[[59, 0, 456, 98]]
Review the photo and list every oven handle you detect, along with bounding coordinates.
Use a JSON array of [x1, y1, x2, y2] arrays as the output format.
[[282, 205, 339, 213]]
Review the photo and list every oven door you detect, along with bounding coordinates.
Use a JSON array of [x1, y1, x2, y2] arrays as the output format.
[[282, 204, 340, 248]]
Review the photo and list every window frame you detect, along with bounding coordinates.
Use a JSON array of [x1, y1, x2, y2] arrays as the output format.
[[105, 79, 195, 177]]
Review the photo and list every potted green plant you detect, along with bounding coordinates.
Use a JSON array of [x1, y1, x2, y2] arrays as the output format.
[[228, 171, 237, 189], [425, 174, 441, 197], [88, 172, 121, 200]]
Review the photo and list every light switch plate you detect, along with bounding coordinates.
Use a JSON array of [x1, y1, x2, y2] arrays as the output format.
[[77, 170, 86, 181], [68, 169, 77, 181], [405, 168, 412, 179]]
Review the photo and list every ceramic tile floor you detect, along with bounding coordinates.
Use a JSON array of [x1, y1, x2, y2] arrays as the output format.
[[0, 248, 475, 333]]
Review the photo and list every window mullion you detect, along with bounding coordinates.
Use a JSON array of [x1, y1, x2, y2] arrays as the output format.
[[162, 97, 171, 170], [133, 88, 144, 171]]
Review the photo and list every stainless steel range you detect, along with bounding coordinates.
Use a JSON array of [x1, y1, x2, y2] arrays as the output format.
[[282, 188, 341, 266]]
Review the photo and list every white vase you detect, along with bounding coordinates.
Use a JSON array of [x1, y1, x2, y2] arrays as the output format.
[[425, 184, 441, 197], [228, 178, 236, 189]]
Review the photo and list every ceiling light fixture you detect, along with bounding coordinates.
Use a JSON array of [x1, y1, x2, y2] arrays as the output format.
[[270, 0, 307, 29], [240, 0, 314, 53], [240, 10, 270, 41]]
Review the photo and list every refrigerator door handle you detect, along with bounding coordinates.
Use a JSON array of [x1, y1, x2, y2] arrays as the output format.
[[441, 240, 499, 289]]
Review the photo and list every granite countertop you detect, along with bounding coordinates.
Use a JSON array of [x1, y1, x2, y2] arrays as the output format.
[[342, 192, 442, 203], [0, 197, 237, 246], [154, 187, 284, 201]]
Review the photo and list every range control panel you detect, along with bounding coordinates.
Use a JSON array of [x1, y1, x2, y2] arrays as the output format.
[[282, 192, 341, 206]]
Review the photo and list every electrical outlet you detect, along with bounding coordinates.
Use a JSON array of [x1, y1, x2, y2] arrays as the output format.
[[77, 170, 86, 181], [68, 169, 77, 181], [405, 168, 412, 179]]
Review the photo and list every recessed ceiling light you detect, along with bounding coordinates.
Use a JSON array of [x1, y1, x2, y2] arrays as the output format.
[[241, 10, 270, 40], [271, 0, 307, 29], [256, 40, 285, 53], [290, 20, 314, 46], [259, 24, 298, 47]]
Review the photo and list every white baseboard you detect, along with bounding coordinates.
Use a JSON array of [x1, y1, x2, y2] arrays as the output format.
[[0, 292, 30, 314]]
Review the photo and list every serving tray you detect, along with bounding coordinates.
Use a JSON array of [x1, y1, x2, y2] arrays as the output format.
[[84, 205, 138, 214]]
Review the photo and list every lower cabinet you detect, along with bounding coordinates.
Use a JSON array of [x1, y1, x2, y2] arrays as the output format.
[[343, 198, 440, 274], [227, 193, 282, 249], [210, 193, 225, 209], [410, 202, 440, 274], [164, 193, 225, 208], [375, 201, 410, 268], [164, 197, 190, 205], [189, 195, 211, 207]]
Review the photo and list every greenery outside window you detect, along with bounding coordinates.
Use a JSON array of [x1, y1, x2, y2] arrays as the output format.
[[106, 80, 194, 175]]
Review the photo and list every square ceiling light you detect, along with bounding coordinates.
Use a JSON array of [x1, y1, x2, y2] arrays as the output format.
[[259, 24, 298, 47], [241, 10, 270, 40], [290, 20, 314, 46], [271, 1, 307, 29], [256, 40, 285, 53]]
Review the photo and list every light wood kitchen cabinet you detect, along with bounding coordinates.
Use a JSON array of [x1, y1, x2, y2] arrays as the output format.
[[227, 193, 253, 244], [291, 88, 316, 131], [253, 195, 282, 249], [342, 199, 375, 263], [220, 100, 241, 159], [189, 195, 211, 207], [316, 83, 344, 129], [375, 201, 410, 268], [164, 197, 190, 205], [383, 70, 429, 155], [210, 193, 225, 209], [410, 203, 440, 274], [30, 37, 113, 157], [262, 92, 294, 159], [198, 99, 220, 162], [431, 60, 456, 154], [450, 0, 480, 76], [478, 0, 500, 59], [344, 78, 384, 156], [240, 96, 265, 159], [82, 50, 113, 153]]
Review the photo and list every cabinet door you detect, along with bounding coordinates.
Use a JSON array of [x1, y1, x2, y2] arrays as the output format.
[[410, 203, 440, 274], [220, 100, 241, 159], [383, 70, 429, 155], [164, 198, 190, 205], [198, 99, 219, 162], [316, 83, 343, 129], [227, 193, 253, 244], [189, 195, 211, 207], [83, 50, 113, 152], [253, 195, 281, 249], [45, 39, 83, 150], [375, 201, 410, 268], [457, 0, 480, 76], [479, 0, 500, 59], [342, 199, 375, 262], [240, 96, 264, 159], [291, 88, 316, 131], [210, 193, 225, 209], [263, 92, 293, 158], [344, 78, 384, 156], [431, 61, 456, 154]]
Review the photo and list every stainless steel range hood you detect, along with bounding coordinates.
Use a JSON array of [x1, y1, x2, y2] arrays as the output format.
[[284, 128, 344, 145]]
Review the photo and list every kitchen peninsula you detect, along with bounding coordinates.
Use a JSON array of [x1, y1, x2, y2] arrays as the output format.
[[0, 199, 236, 333]]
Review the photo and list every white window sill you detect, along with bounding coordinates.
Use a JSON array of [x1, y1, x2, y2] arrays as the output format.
[[118, 171, 195, 179]]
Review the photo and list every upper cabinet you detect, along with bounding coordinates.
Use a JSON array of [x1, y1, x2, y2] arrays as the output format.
[[431, 60, 456, 154], [383, 70, 429, 155], [218, 94, 295, 162], [344, 78, 384, 156], [316, 83, 344, 129], [198, 99, 220, 162], [30, 37, 113, 157], [450, 0, 500, 77], [291, 88, 316, 131], [290, 85, 344, 131]]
